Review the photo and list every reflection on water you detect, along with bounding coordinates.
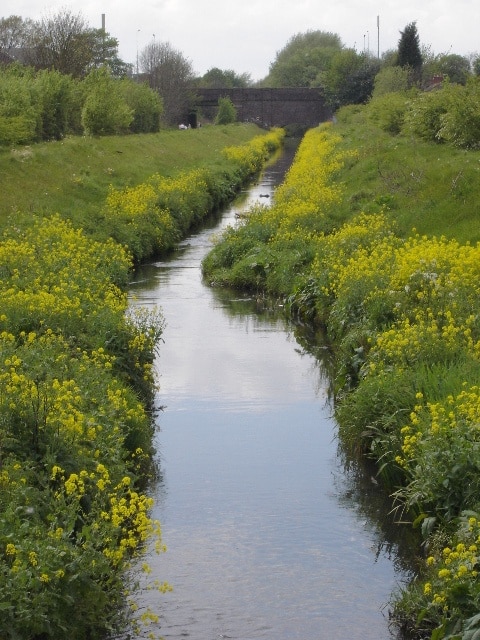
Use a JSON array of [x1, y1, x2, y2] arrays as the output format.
[[128, 146, 413, 639]]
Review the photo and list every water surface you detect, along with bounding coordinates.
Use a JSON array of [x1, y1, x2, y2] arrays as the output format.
[[128, 150, 411, 639]]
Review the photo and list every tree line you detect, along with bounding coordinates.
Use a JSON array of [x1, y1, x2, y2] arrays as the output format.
[[1, 11, 480, 140]]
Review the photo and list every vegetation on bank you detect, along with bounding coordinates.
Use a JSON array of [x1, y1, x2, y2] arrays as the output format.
[[0, 123, 271, 237], [202, 85, 480, 639], [0, 125, 282, 639]]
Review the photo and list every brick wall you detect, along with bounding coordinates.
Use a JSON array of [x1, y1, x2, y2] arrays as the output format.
[[194, 87, 332, 128]]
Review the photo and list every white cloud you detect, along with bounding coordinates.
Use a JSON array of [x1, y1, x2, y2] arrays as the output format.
[[2, 0, 479, 80]]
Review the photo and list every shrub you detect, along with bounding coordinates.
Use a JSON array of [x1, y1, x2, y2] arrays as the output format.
[[402, 82, 461, 142], [437, 78, 480, 148], [120, 78, 163, 133], [81, 67, 133, 136], [215, 96, 237, 125], [0, 70, 38, 145], [34, 69, 76, 140], [366, 91, 413, 135]]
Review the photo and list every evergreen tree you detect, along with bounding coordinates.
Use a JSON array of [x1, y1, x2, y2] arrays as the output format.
[[397, 22, 422, 75]]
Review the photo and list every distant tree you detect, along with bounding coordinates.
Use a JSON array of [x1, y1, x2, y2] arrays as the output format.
[[263, 30, 343, 87], [380, 49, 399, 67], [0, 15, 34, 53], [372, 66, 411, 97], [319, 49, 380, 109], [23, 11, 128, 78], [436, 54, 471, 85], [139, 41, 195, 125], [397, 22, 422, 81], [24, 10, 93, 77], [198, 67, 252, 88], [89, 29, 130, 77], [473, 55, 480, 76], [215, 96, 237, 124]]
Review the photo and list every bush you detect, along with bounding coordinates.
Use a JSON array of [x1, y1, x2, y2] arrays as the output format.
[[81, 67, 133, 136], [366, 91, 413, 135], [0, 214, 168, 639], [120, 78, 163, 133], [215, 96, 237, 124], [437, 78, 480, 148], [34, 69, 77, 140], [403, 82, 461, 143], [0, 68, 38, 145]]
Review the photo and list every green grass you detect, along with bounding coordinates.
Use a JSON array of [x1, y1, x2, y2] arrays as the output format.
[[0, 123, 263, 233], [332, 110, 480, 244]]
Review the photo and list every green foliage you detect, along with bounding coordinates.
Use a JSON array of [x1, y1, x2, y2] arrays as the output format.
[[34, 69, 76, 140], [372, 66, 411, 97], [367, 90, 413, 134], [437, 77, 480, 148], [198, 67, 252, 88], [397, 21, 423, 74], [215, 96, 237, 125], [0, 68, 37, 144], [402, 83, 457, 142], [81, 67, 133, 136], [437, 54, 471, 85], [0, 214, 168, 639], [320, 49, 380, 109], [119, 79, 163, 133], [0, 64, 166, 144], [264, 29, 343, 88], [102, 129, 284, 262]]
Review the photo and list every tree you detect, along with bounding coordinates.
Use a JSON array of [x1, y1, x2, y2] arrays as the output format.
[[34, 69, 77, 140], [473, 55, 480, 76], [0, 15, 34, 53], [89, 29, 130, 78], [139, 41, 195, 125], [263, 30, 343, 87], [119, 79, 163, 133], [21, 10, 127, 78], [437, 54, 471, 85], [215, 96, 237, 124], [81, 67, 133, 135], [372, 66, 411, 97], [397, 22, 422, 80], [319, 49, 380, 109], [23, 10, 93, 77], [198, 67, 252, 88]]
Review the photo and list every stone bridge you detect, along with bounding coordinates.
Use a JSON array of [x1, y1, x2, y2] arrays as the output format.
[[192, 87, 332, 129]]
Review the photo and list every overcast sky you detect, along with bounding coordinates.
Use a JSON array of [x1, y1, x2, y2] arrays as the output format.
[[3, 0, 479, 80]]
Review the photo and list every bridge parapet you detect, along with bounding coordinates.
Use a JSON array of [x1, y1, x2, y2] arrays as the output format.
[[194, 87, 331, 128]]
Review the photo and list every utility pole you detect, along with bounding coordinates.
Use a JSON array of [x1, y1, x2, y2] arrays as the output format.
[[136, 29, 140, 75], [377, 15, 380, 59]]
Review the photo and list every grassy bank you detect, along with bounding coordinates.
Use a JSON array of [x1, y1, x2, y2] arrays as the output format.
[[0, 124, 283, 640], [202, 113, 480, 639], [0, 124, 263, 234]]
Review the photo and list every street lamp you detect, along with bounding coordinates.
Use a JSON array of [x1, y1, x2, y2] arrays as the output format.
[[136, 29, 140, 74]]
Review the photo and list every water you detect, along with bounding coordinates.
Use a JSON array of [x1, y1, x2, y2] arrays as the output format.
[[128, 147, 413, 639]]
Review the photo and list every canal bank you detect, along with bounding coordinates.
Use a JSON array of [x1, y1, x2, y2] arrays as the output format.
[[128, 146, 414, 639]]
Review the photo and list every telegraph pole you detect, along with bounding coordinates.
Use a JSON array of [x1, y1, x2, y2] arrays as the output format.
[[377, 15, 380, 58]]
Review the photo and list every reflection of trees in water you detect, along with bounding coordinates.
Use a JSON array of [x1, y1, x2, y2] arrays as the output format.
[[333, 445, 421, 577], [332, 446, 422, 640], [295, 319, 422, 602]]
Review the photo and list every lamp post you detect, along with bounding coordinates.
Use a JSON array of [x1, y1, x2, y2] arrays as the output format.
[[136, 29, 140, 75]]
